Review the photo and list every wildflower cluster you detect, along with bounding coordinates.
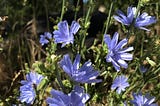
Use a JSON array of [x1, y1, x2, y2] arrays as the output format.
[[16, 1, 159, 106]]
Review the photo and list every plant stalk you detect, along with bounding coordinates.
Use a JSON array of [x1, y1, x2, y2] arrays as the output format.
[[60, 0, 65, 21]]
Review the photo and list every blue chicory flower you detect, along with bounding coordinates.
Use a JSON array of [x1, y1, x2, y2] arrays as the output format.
[[121, 101, 129, 106], [114, 6, 156, 31], [114, 7, 136, 26], [104, 32, 133, 71], [19, 72, 44, 104], [135, 12, 157, 31], [21, 71, 44, 86], [130, 92, 158, 106], [123, 101, 128, 106], [140, 65, 148, 73], [53, 20, 80, 48], [39, 32, 52, 46], [59, 54, 102, 83], [19, 84, 36, 104], [46, 85, 90, 106], [111, 75, 129, 94]]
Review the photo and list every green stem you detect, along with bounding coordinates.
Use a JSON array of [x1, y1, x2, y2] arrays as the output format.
[[109, 91, 113, 106], [60, 0, 65, 21], [95, 1, 114, 69], [84, 0, 93, 25], [80, 0, 93, 56], [85, 83, 88, 93], [104, 1, 114, 35], [74, 0, 80, 20], [81, 30, 87, 52], [154, 65, 160, 74], [56, 66, 66, 92], [134, 0, 141, 18], [102, 1, 114, 46], [140, 33, 144, 57], [113, 71, 118, 79], [156, 1, 159, 19], [123, 82, 138, 96]]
